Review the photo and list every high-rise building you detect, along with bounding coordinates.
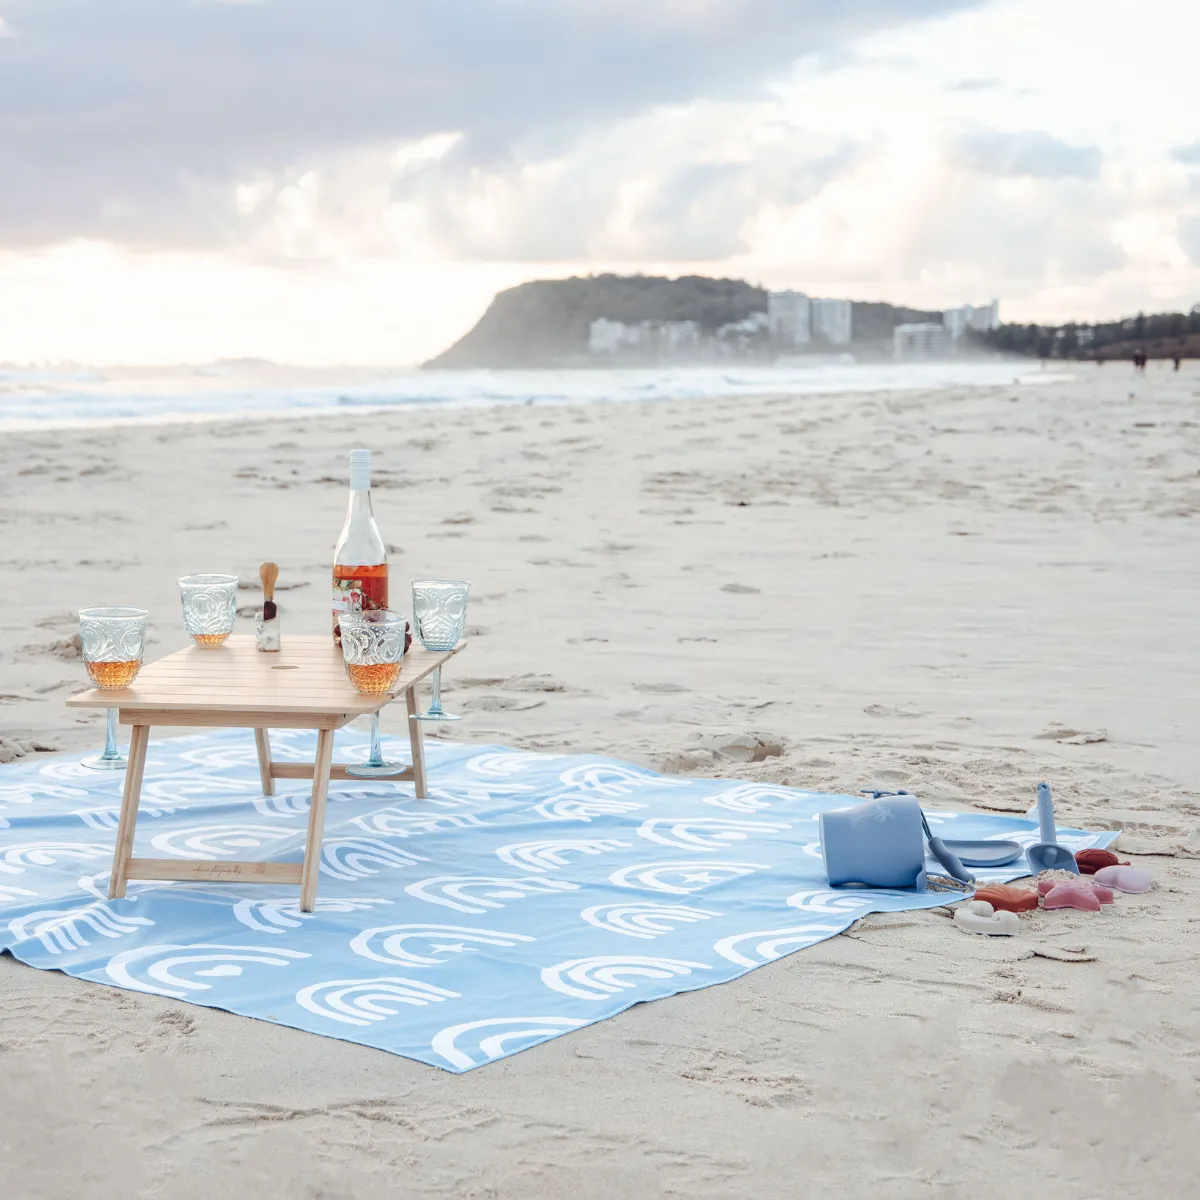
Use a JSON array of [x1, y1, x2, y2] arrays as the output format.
[[767, 291, 811, 346], [942, 300, 1000, 339], [894, 322, 948, 359], [811, 297, 853, 345]]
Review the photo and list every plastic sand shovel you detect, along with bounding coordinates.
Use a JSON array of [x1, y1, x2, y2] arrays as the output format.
[[1024, 783, 1079, 876], [919, 809, 976, 885]]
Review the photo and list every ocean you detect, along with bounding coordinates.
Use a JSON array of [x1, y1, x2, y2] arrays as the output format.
[[0, 360, 1071, 431]]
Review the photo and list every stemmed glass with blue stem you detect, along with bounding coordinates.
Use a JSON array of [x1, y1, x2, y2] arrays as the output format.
[[412, 580, 469, 722]]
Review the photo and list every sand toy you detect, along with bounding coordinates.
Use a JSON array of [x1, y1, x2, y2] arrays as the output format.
[[1025, 783, 1079, 876]]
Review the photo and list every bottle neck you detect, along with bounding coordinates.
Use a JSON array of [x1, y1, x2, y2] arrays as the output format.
[[345, 487, 375, 524]]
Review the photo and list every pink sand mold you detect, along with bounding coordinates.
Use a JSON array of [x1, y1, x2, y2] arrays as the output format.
[[1043, 882, 1102, 912], [1093, 864, 1153, 894]]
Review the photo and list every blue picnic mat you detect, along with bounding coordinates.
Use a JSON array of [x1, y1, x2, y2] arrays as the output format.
[[0, 730, 1116, 1071]]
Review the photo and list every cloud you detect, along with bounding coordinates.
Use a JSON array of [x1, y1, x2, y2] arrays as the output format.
[[1172, 141, 1200, 166], [0, 0, 978, 251], [1179, 216, 1200, 266], [952, 129, 1102, 180]]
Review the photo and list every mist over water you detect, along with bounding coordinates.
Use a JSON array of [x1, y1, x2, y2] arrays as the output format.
[[0, 361, 1071, 431]]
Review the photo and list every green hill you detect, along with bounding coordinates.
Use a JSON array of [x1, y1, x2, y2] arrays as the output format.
[[424, 274, 768, 368]]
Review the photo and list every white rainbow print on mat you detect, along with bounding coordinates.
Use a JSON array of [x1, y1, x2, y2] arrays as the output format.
[[580, 902, 721, 940], [77, 872, 175, 902], [0, 842, 110, 875], [467, 751, 561, 778], [349, 808, 487, 838], [319, 838, 428, 881], [149, 824, 297, 859], [142, 776, 260, 804], [0, 781, 88, 805], [349, 923, 536, 966], [9, 901, 153, 954], [495, 838, 632, 872], [700, 783, 808, 814], [635, 817, 792, 851], [429, 783, 531, 807], [295, 977, 459, 1026], [251, 791, 312, 818], [713, 924, 845, 967], [541, 955, 712, 1001], [557, 762, 689, 796], [232, 896, 393, 934], [0, 883, 39, 903], [531, 794, 647, 822], [105, 943, 310, 999], [787, 889, 902, 914], [74, 802, 175, 830], [431, 1016, 589, 1070], [608, 860, 769, 895], [405, 875, 579, 914]]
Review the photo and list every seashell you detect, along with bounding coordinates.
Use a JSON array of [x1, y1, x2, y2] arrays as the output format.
[[1075, 849, 1129, 874], [974, 884, 1039, 913], [1043, 882, 1101, 912], [1093, 864, 1153, 894]]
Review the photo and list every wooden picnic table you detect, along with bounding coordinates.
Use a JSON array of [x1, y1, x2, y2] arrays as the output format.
[[66, 635, 462, 911]]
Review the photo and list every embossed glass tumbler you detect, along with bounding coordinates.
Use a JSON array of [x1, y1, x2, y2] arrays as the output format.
[[79, 606, 148, 770], [412, 579, 469, 722], [178, 573, 238, 648], [340, 609, 408, 778]]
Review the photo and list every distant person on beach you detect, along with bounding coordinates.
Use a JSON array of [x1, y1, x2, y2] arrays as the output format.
[[1133, 348, 1146, 371], [1174, 355, 1182, 371]]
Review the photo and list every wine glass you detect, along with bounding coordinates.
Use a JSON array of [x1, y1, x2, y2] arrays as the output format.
[[340, 609, 408, 778], [78, 606, 148, 770], [178, 573, 238, 647], [411, 580, 469, 722]]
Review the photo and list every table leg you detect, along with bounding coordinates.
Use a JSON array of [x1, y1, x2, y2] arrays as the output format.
[[406, 688, 428, 799], [299, 727, 335, 912], [253, 727, 274, 796], [108, 724, 150, 900]]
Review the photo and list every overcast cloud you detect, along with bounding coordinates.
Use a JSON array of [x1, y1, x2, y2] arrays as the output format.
[[0, 0, 973, 250], [0, 0, 1197, 364]]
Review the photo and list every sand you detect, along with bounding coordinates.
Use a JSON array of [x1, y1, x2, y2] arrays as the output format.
[[2, 362, 1198, 1196]]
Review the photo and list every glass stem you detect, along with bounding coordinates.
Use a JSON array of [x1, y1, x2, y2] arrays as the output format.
[[430, 667, 443, 715], [103, 708, 120, 759], [367, 711, 384, 767]]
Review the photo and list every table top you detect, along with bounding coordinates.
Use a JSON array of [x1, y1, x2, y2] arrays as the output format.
[[66, 635, 462, 717]]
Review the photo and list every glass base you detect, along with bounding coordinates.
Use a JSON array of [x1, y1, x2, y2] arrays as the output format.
[[415, 708, 461, 722], [345, 760, 410, 778], [81, 753, 127, 771]]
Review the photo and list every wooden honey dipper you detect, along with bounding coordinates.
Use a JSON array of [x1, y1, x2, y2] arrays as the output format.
[[260, 561, 279, 621]]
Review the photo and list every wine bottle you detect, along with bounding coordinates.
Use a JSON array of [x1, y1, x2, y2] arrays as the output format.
[[332, 448, 388, 643]]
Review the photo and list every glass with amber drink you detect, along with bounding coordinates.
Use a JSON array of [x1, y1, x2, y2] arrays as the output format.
[[78, 605, 148, 770], [340, 609, 407, 778], [178, 573, 238, 647]]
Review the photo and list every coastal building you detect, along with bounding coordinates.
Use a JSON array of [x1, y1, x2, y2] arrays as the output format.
[[588, 318, 701, 358], [942, 300, 1000, 339], [893, 322, 948, 359], [716, 311, 769, 353], [811, 297, 853, 346], [767, 291, 811, 346]]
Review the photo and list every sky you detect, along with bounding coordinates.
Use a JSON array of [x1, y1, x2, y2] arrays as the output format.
[[1, 0, 1198, 367]]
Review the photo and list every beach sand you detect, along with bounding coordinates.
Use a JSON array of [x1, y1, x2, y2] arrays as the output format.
[[2, 362, 1198, 1196]]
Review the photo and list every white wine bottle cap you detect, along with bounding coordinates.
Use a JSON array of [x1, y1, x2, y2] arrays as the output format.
[[349, 448, 371, 491]]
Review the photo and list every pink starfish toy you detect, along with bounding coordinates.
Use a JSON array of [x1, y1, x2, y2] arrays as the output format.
[[1038, 878, 1113, 904]]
